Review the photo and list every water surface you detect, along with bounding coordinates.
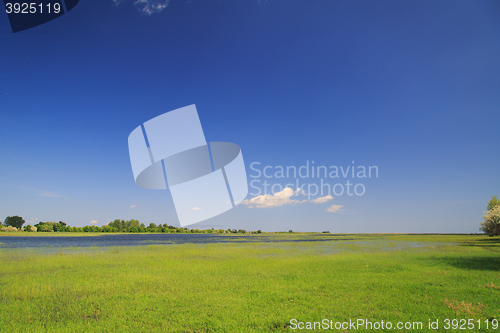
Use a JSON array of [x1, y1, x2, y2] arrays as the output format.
[[0, 233, 354, 249]]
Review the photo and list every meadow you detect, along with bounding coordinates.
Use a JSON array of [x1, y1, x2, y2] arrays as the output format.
[[0, 234, 499, 332]]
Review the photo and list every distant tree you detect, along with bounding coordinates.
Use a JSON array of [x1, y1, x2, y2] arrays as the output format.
[[52, 222, 62, 232], [130, 219, 140, 229], [4, 216, 25, 229], [36, 223, 54, 232], [57, 221, 68, 232], [101, 225, 113, 232], [480, 205, 500, 236], [487, 196, 500, 211], [1, 226, 18, 232], [23, 225, 36, 232], [109, 219, 121, 231]]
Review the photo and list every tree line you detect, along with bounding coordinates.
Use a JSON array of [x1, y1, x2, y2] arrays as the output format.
[[3, 195, 498, 235], [1, 216, 260, 234]]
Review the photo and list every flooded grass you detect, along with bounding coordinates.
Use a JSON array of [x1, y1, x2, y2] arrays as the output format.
[[0, 234, 498, 332]]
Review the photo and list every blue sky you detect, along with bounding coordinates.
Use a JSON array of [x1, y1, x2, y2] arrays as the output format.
[[1, 0, 499, 232]]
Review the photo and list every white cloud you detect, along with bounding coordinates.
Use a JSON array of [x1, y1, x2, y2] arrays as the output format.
[[90, 220, 98, 224], [112, 0, 169, 14], [309, 195, 333, 204], [133, 0, 169, 15], [240, 187, 304, 208], [39, 191, 63, 198], [192, 207, 201, 210], [326, 205, 343, 213], [130, 204, 137, 208], [20, 187, 63, 198], [241, 188, 338, 209]]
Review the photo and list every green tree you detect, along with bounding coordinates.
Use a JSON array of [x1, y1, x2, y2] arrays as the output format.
[[101, 225, 112, 232], [56, 221, 68, 232], [480, 205, 500, 236], [36, 223, 54, 232], [487, 196, 500, 211], [109, 219, 122, 232], [52, 222, 62, 232], [23, 225, 36, 232], [4, 216, 25, 229], [129, 219, 140, 229]]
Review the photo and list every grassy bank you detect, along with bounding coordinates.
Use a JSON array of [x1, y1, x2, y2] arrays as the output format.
[[0, 234, 499, 332]]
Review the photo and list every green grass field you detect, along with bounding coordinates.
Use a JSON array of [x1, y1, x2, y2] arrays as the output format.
[[1, 234, 499, 332]]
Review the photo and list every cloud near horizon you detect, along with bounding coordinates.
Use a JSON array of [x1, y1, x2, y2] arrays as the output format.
[[309, 195, 333, 204], [90, 220, 98, 224], [240, 187, 334, 209], [38, 191, 63, 198], [326, 204, 343, 213]]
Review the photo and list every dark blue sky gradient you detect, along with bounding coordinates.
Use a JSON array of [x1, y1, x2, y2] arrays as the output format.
[[1, 0, 499, 231]]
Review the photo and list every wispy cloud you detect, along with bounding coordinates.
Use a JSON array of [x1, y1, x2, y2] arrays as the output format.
[[113, 0, 272, 15], [130, 204, 137, 208], [309, 195, 333, 204], [27, 217, 39, 224], [192, 207, 201, 210], [113, 0, 170, 15], [241, 188, 334, 209], [134, 0, 169, 15], [326, 205, 344, 213], [90, 220, 98, 224], [38, 190, 63, 198], [18, 187, 63, 198]]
